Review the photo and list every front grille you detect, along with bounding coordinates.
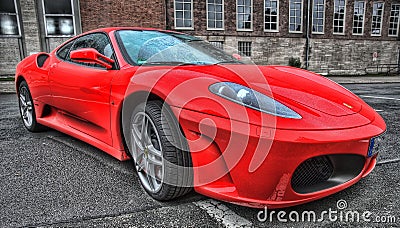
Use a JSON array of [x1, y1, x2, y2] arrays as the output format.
[[291, 154, 365, 194], [291, 156, 334, 191]]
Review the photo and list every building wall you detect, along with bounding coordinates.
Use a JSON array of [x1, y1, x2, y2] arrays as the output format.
[[0, 0, 41, 76], [310, 39, 399, 75], [47, 37, 69, 52], [0, 38, 22, 76], [167, 0, 400, 75], [168, 0, 399, 39], [200, 35, 399, 75], [0, 0, 77, 76], [79, 0, 166, 32], [20, 0, 41, 56], [1, 0, 399, 76]]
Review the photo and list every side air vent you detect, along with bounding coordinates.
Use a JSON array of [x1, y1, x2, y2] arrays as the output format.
[[37, 53, 50, 68]]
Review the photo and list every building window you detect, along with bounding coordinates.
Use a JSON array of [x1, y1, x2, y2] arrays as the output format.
[[264, 0, 279, 32], [333, 0, 346, 34], [0, 0, 20, 36], [237, 0, 252, 31], [352, 1, 365, 35], [174, 0, 193, 29], [209, 41, 224, 50], [371, 2, 384, 36], [289, 0, 303, 33], [238, 41, 251, 56], [42, 0, 76, 37], [388, 4, 400, 37], [312, 0, 325, 34], [207, 0, 224, 30]]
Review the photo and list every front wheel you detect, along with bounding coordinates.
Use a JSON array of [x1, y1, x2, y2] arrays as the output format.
[[18, 81, 45, 132], [129, 101, 192, 201]]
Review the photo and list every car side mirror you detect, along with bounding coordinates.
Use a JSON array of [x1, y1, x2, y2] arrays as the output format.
[[232, 53, 241, 60], [70, 48, 114, 70]]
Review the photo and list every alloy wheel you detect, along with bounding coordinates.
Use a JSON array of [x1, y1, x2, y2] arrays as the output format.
[[19, 86, 33, 128], [131, 111, 164, 193]]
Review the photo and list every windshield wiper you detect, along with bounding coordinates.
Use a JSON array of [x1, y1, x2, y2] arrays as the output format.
[[141, 60, 242, 66], [213, 60, 243, 65], [140, 61, 198, 66]]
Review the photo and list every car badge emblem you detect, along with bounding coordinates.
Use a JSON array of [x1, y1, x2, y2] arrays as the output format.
[[343, 103, 352, 109]]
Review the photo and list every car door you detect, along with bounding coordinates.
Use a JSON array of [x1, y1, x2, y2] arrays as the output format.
[[49, 32, 118, 145]]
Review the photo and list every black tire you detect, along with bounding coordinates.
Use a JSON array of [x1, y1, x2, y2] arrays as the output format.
[[18, 81, 46, 132], [128, 101, 193, 201]]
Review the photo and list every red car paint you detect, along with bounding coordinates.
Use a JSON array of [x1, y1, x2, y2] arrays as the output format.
[[15, 27, 386, 208]]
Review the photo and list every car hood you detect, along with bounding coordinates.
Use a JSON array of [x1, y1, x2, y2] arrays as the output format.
[[256, 66, 362, 117], [187, 64, 374, 130], [128, 64, 375, 130], [184, 64, 363, 116]]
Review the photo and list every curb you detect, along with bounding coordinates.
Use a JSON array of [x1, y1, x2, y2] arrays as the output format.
[[326, 76, 400, 84], [0, 81, 16, 94], [0, 91, 16, 95], [331, 81, 400, 84]]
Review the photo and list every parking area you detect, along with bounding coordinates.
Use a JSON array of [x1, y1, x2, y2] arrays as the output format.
[[0, 83, 399, 227]]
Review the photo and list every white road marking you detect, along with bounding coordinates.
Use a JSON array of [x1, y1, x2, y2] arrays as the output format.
[[193, 199, 253, 228], [377, 158, 400, 165], [360, 95, 400, 101], [374, 109, 384, 112]]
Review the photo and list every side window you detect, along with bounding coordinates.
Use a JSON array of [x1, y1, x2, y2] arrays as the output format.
[[68, 33, 115, 68], [56, 40, 74, 60]]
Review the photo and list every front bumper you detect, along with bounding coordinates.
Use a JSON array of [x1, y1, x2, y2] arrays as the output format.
[[171, 106, 385, 208]]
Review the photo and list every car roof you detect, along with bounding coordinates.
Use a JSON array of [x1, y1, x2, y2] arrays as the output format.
[[51, 27, 189, 55], [83, 27, 185, 36]]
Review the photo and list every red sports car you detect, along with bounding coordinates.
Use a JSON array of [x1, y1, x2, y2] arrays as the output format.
[[15, 27, 386, 208]]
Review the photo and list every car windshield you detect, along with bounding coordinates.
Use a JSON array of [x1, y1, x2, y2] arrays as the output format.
[[116, 30, 242, 66]]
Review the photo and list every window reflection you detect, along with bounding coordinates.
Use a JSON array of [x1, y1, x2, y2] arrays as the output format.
[[46, 16, 74, 35], [0, 0, 20, 36], [43, 0, 75, 36], [0, 15, 18, 35]]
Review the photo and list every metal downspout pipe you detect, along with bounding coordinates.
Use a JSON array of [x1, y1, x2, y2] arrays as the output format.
[[305, 0, 311, 69]]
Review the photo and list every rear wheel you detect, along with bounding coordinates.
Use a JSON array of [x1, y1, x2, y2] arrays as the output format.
[[129, 101, 192, 200], [18, 81, 45, 132]]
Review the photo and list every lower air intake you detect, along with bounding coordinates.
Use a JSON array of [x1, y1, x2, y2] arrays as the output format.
[[291, 154, 365, 194]]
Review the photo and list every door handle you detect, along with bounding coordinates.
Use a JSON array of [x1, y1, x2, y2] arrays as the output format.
[[49, 63, 57, 75]]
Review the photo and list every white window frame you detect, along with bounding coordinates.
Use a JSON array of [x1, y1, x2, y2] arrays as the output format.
[[352, 1, 365, 35], [237, 0, 253, 31], [388, 4, 400, 37], [0, 0, 21, 37], [206, 0, 224, 30], [209, 41, 224, 50], [42, 0, 77, 37], [371, 2, 384, 36], [174, 0, 194, 30], [264, 0, 279, 32], [333, 0, 346, 35], [311, 0, 325, 34], [289, 0, 303, 33]]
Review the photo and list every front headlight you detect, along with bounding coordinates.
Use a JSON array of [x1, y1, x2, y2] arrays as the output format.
[[209, 82, 302, 119]]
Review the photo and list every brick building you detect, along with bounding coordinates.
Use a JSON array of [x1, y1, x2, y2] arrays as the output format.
[[1, 0, 399, 76]]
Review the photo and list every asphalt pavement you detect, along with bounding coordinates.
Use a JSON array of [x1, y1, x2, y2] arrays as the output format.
[[0, 83, 399, 227]]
